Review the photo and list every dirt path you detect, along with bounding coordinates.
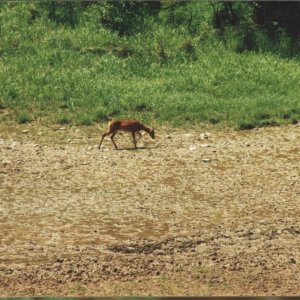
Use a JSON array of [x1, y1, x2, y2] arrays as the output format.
[[0, 123, 299, 296]]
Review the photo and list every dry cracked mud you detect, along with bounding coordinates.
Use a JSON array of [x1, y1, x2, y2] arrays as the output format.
[[0, 123, 299, 296]]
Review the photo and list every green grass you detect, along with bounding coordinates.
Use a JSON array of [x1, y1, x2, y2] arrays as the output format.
[[57, 114, 70, 125], [76, 113, 92, 126], [16, 111, 32, 124], [0, 2, 299, 129]]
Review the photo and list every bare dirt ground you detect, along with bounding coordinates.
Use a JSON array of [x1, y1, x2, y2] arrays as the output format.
[[0, 123, 299, 296]]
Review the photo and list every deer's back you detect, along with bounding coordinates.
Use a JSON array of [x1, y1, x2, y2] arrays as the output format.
[[109, 119, 143, 132]]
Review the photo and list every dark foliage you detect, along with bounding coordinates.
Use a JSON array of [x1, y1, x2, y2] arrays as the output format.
[[97, 1, 160, 35], [254, 1, 300, 39], [212, 2, 241, 31]]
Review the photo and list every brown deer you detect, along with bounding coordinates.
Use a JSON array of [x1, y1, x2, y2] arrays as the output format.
[[98, 119, 155, 150]]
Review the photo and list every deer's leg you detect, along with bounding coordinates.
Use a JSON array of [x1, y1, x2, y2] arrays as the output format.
[[132, 132, 137, 149], [98, 132, 111, 149], [136, 131, 142, 141], [111, 132, 118, 149]]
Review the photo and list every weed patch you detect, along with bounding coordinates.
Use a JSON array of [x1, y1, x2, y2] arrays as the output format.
[[57, 115, 70, 125], [237, 121, 256, 131], [17, 111, 32, 124], [76, 113, 92, 126]]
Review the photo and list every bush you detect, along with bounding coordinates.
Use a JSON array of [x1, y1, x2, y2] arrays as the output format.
[[257, 119, 279, 128], [76, 113, 92, 126], [17, 111, 32, 124], [289, 117, 298, 125], [237, 121, 256, 131], [236, 22, 258, 52], [57, 115, 70, 125], [94, 109, 110, 123]]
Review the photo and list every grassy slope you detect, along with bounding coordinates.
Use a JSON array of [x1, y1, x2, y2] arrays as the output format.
[[0, 2, 299, 129]]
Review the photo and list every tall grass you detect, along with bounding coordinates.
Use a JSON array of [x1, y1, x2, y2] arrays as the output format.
[[0, 2, 299, 129]]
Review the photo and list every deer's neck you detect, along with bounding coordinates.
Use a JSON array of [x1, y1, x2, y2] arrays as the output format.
[[141, 124, 151, 133]]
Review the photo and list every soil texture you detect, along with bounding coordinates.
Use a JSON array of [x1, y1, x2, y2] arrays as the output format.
[[0, 123, 299, 296]]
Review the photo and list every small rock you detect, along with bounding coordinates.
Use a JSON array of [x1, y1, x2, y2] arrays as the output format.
[[12, 142, 17, 147], [189, 145, 197, 151], [2, 159, 12, 165], [22, 130, 29, 134], [201, 144, 211, 148], [37, 131, 43, 136], [59, 127, 65, 131], [290, 258, 296, 264], [200, 132, 211, 140], [124, 247, 135, 253], [202, 158, 211, 162]]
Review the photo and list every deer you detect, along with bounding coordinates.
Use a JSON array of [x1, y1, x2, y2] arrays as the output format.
[[98, 119, 155, 150]]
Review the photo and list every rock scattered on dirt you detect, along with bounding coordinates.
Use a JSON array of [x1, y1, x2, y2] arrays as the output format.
[[0, 124, 299, 296]]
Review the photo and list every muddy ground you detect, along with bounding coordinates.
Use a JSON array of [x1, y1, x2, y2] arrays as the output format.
[[0, 123, 299, 296]]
